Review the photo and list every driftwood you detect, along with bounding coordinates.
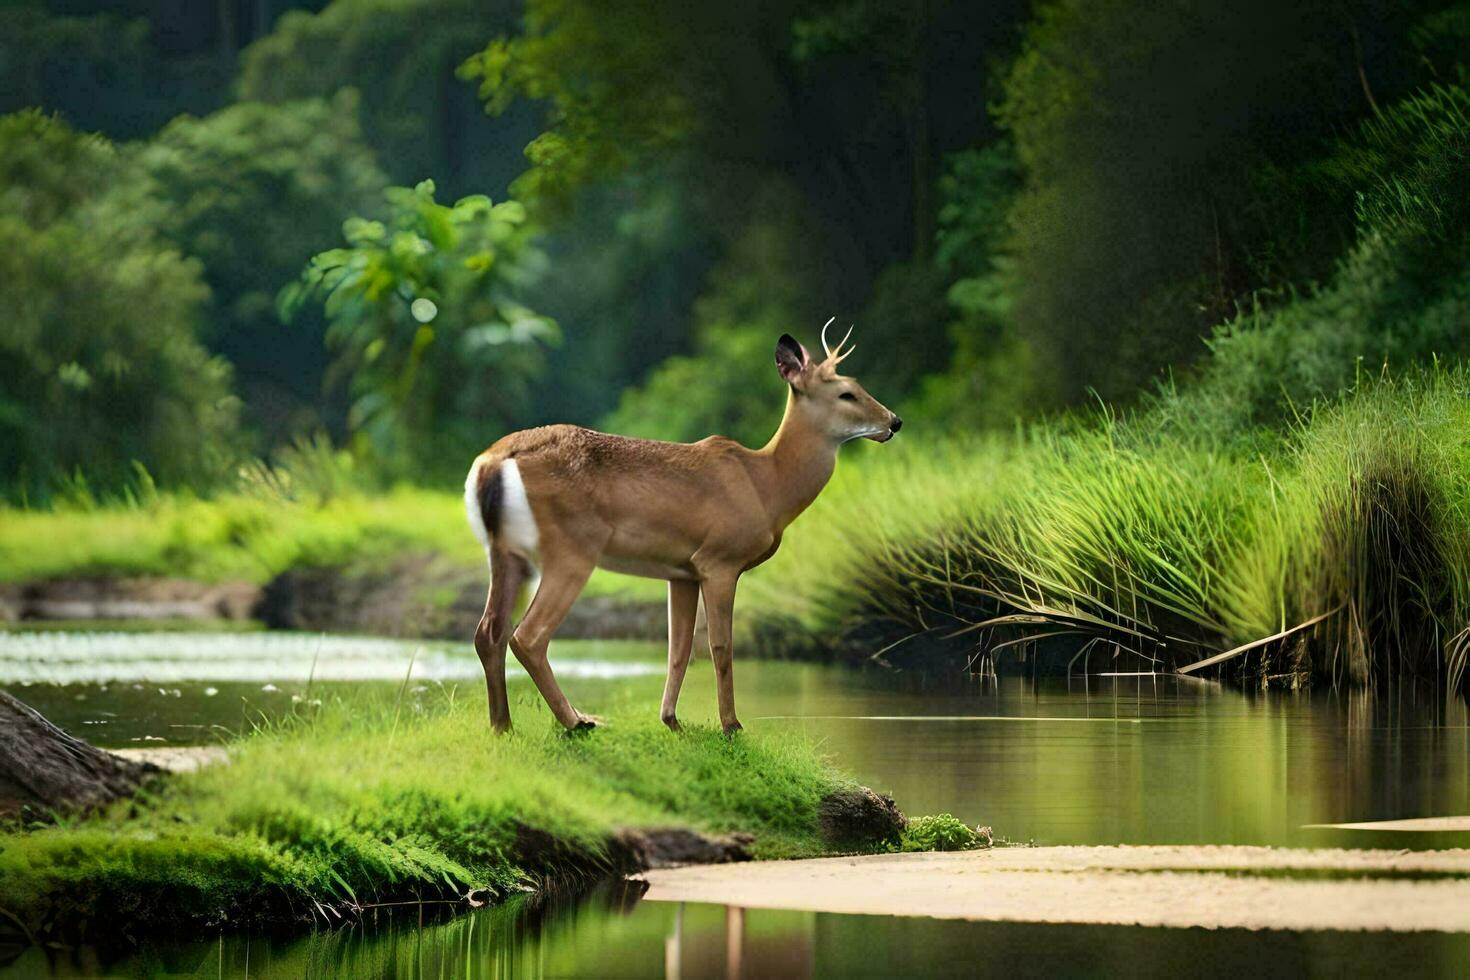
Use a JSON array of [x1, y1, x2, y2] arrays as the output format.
[[1174, 606, 1341, 675], [0, 690, 158, 819]]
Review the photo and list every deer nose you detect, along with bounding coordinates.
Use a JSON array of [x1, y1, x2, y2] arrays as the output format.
[[890, 415, 903, 433]]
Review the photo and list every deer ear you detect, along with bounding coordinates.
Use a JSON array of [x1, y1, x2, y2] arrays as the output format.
[[775, 334, 810, 384]]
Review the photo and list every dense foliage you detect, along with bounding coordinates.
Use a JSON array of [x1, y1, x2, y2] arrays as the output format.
[[745, 367, 1470, 691], [5, 0, 1470, 520], [283, 180, 556, 475], [138, 92, 388, 441], [0, 112, 239, 499], [237, 0, 534, 199]]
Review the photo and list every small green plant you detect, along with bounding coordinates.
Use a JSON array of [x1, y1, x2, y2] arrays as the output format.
[[899, 814, 985, 852], [282, 179, 557, 478]]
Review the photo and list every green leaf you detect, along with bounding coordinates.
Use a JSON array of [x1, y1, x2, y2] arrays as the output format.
[[343, 217, 386, 243], [489, 200, 527, 224], [419, 202, 455, 251], [277, 282, 304, 323]]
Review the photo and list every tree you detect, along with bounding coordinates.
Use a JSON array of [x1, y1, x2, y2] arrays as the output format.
[[0, 1, 277, 140], [283, 180, 556, 476], [520, 173, 718, 428], [0, 111, 241, 500], [136, 91, 388, 442], [465, 0, 1035, 433], [604, 180, 836, 447], [458, 0, 715, 208], [994, 0, 1442, 402], [237, 0, 533, 199]]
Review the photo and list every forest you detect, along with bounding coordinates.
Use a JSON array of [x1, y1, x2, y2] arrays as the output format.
[[3, 0, 1463, 480]]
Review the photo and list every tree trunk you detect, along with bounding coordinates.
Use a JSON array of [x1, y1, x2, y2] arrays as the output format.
[[0, 691, 158, 820]]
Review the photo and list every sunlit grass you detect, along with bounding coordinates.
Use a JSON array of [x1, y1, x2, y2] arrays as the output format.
[[0, 675, 851, 938], [0, 486, 663, 602], [752, 367, 1470, 689]]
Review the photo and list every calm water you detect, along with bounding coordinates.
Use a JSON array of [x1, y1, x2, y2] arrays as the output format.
[[17, 883, 1470, 978], [5, 630, 1470, 976]]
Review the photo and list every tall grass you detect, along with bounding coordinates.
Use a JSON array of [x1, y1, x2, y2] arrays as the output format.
[[0, 676, 852, 941], [747, 368, 1470, 690]]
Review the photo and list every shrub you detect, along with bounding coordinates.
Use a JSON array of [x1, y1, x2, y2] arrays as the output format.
[[0, 111, 241, 501]]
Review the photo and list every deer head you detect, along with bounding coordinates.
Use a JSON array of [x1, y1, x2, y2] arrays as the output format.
[[775, 318, 902, 443]]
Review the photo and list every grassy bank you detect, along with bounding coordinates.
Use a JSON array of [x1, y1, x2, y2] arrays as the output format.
[[0, 487, 661, 602], [746, 368, 1470, 690], [0, 677, 875, 945]]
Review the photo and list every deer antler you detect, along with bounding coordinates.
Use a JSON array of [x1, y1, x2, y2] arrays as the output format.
[[820, 317, 855, 365]]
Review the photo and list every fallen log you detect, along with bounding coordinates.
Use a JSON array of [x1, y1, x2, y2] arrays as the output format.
[[0, 690, 158, 820]]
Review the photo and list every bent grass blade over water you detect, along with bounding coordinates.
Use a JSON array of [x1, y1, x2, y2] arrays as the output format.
[[749, 367, 1470, 691]]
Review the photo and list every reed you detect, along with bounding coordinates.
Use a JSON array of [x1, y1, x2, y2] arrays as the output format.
[[747, 367, 1470, 690]]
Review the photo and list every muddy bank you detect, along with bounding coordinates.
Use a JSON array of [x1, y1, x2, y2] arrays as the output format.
[[0, 555, 664, 641], [638, 845, 1470, 932], [0, 578, 258, 625]]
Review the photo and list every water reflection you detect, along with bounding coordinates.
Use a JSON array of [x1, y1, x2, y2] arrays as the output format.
[[740, 669, 1470, 850], [19, 883, 1470, 979]]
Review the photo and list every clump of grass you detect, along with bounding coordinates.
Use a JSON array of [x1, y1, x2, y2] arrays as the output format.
[[0, 677, 860, 943], [898, 814, 986, 852], [750, 366, 1470, 690], [1222, 372, 1470, 688]]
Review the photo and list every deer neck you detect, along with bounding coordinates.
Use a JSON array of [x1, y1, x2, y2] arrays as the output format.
[[758, 390, 840, 531]]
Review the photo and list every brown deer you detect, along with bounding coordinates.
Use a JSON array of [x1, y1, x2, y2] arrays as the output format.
[[464, 320, 901, 735]]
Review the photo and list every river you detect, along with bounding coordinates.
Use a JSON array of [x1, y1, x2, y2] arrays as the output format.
[[4, 630, 1470, 977]]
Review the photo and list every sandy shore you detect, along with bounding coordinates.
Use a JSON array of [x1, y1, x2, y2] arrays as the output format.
[[637, 845, 1470, 933], [112, 745, 229, 772]]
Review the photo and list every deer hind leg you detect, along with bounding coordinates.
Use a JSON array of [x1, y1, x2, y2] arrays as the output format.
[[659, 578, 700, 732], [475, 546, 529, 734], [510, 549, 597, 730]]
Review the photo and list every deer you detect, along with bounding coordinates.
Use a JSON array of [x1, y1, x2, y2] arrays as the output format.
[[463, 319, 901, 735]]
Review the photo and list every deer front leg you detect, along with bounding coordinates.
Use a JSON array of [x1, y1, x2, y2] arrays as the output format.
[[660, 578, 700, 732], [700, 574, 742, 735]]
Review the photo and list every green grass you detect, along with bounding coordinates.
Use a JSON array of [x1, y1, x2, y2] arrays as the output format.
[[0, 676, 858, 942], [746, 367, 1470, 689], [0, 486, 664, 602]]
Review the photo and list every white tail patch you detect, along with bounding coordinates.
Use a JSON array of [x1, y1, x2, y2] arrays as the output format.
[[463, 460, 493, 554], [463, 457, 541, 562], [499, 459, 540, 558]]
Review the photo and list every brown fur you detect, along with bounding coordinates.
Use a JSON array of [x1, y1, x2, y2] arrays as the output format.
[[469, 332, 899, 734]]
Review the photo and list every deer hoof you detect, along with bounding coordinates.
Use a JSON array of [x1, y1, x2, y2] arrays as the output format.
[[661, 713, 683, 733], [569, 713, 604, 732], [723, 721, 744, 737]]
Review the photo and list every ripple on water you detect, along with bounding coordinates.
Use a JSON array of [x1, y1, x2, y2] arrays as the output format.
[[0, 631, 662, 684]]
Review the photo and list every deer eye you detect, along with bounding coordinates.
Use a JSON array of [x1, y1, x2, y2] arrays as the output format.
[[839, 391, 857, 402]]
